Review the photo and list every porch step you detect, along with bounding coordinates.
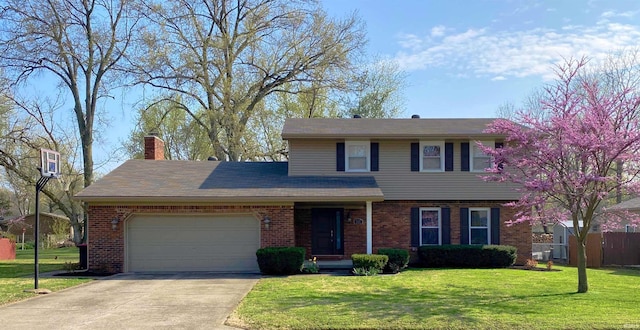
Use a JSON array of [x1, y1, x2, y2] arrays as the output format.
[[312, 255, 344, 261], [316, 260, 353, 270]]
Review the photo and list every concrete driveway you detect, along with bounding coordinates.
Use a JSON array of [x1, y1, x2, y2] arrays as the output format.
[[0, 273, 259, 330]]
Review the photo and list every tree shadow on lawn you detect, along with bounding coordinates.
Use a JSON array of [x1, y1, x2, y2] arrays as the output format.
[[276, 283, 577, 326], [597, 266, 640, 277]]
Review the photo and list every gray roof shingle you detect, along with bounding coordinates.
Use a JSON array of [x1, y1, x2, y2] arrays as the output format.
[[75, 160, 383, 203], [282, 118, 504, 139], [607, 197, 640, 211]]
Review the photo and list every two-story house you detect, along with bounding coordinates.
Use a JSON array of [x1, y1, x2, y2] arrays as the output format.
[[76, 117, 531, 273]]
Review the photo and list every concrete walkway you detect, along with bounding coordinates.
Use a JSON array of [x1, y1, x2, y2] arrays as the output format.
[[1, 272, 259, 330]]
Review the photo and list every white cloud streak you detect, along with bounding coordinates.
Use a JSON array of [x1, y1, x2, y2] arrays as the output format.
[[394, 21, 640, 81]]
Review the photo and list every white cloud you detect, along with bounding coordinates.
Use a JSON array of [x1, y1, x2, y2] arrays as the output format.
[[601, 10, 638, 18], [393, 22, 640, 81], [431, 25, 446, 37]]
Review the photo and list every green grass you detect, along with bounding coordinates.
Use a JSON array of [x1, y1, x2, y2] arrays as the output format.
[[0, 247, 93, 306], [231, 266, 640, 329]]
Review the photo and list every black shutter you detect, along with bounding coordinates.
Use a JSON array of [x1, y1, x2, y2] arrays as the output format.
[[461, 142, 470, 172], [445, 143, 454, 171], [371, 142, 379, 172], [411, 207, 420, 247], [441, 207, 451, 244], [491, 207, 500, 245], [495, 142, 504, 171], [336, 142, 345, 172], [410, 143, 419, 171], [460, 207, 469, 245]]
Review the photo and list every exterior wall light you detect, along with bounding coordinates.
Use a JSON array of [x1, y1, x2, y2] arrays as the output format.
[[263, 216, 271, 230], [111, 217, 119, 231]]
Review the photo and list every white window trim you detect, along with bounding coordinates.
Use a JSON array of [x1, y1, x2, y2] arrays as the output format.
[[420, 207, 441, 245], [420, 141, 445, 172], [469, 208, 491, 244], [345, 140, 370, 172], [470, 140, 494, 173]]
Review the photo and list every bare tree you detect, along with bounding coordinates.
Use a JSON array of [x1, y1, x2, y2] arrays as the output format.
[[0, 0, 142, 188], [133, 0, 365, 161], [0, 92, 86, 243]]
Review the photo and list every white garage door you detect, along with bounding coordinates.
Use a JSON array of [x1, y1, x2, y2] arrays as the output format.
[[126, 214, 260, 272]]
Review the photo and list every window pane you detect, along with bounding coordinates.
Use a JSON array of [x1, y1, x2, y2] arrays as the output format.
[[423, 158, 441, 170], [473, 156, 491, 171], [421, 210, 439, 227], [471, 228, 488, 244], [470, 210, 488, 227], [423, 145, 440, 157], [348, 157, 367, 170], [473, 145, 487, 157], [422, 228, 439, 245], [348, 145, 367, 157]]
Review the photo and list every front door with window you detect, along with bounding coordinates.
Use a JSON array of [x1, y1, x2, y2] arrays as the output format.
[[312, 208, 344, 255]]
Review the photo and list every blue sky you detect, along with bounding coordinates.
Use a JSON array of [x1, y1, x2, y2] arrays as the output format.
[[50, 0, 640, 172], [323, 0, 640, 118]]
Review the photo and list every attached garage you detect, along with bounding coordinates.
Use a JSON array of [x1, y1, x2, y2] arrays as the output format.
[[126, 214, 260, 272]]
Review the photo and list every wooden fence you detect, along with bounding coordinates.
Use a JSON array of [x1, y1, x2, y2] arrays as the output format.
[[569, 233, 602, 268], [602, 232, 640, 265], [568, 232, 640, 268]]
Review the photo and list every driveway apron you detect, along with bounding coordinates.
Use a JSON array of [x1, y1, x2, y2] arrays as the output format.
[[0, 273, 259, 330]]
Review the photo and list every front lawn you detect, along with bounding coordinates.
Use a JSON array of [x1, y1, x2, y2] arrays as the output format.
[[230, 266, 640, 329], [0, 247, 93, 306]]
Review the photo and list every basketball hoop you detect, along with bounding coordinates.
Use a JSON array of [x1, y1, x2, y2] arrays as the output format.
[[40, 149, 61, 179]]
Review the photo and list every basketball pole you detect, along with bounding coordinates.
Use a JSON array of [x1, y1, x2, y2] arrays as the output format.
[[34, 174, 52, 290]]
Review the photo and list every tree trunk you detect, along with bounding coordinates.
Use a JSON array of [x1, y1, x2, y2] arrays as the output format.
[[576, 237, 589, 293]]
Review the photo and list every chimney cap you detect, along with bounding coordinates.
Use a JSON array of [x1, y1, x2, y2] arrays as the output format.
[[146, 132, 159, 137]]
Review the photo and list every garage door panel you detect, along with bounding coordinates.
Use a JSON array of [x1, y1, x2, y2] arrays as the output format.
[[127, 215, 260, 272]]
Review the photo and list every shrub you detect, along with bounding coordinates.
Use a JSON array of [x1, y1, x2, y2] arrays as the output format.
[[351, 254, 388, 275], [352, 267, 379, 276], [417, 245, 517, 268], [301, 257, 320, 274], [377, 248, 410, 274], [524, 259, 538, 270], [256, 247, 305, 275]]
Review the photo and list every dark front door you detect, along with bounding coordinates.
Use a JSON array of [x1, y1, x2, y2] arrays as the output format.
[[311, 208, 344, 255]]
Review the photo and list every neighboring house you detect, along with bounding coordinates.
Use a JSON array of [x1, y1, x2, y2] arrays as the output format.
[[76, 118, 531, 273], [605, 197, 640, 232], [0, 212, 71, 242]]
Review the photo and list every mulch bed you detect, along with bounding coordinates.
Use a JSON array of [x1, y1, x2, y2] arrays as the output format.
[[511, 266, 562, 272]]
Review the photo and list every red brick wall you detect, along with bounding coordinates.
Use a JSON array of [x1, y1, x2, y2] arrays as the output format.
[[87, 204, 294, 273], [144, 135, 165, 160], [294, 201, 532, 265], [371, 201, 531, 265]]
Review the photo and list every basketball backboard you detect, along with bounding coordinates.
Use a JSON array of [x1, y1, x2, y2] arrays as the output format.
[[40, 148, 61, 179]]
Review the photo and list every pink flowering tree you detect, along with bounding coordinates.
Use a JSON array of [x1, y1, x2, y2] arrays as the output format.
[[481, 57, 640, 293]]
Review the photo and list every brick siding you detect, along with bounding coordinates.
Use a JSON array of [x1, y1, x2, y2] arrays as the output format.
[[87, 204, 294, 273], [295, 201, 532, 265]]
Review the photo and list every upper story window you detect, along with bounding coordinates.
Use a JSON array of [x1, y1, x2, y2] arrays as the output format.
[[626, 224, 636, 233], [471, 140, 493, 172], [345, 141, 370, 172], [420, 141, 444, 172], [421, 208, 441, 245]]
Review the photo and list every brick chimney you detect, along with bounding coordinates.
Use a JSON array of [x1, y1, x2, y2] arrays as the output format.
[[144, 133, 165, 160]]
